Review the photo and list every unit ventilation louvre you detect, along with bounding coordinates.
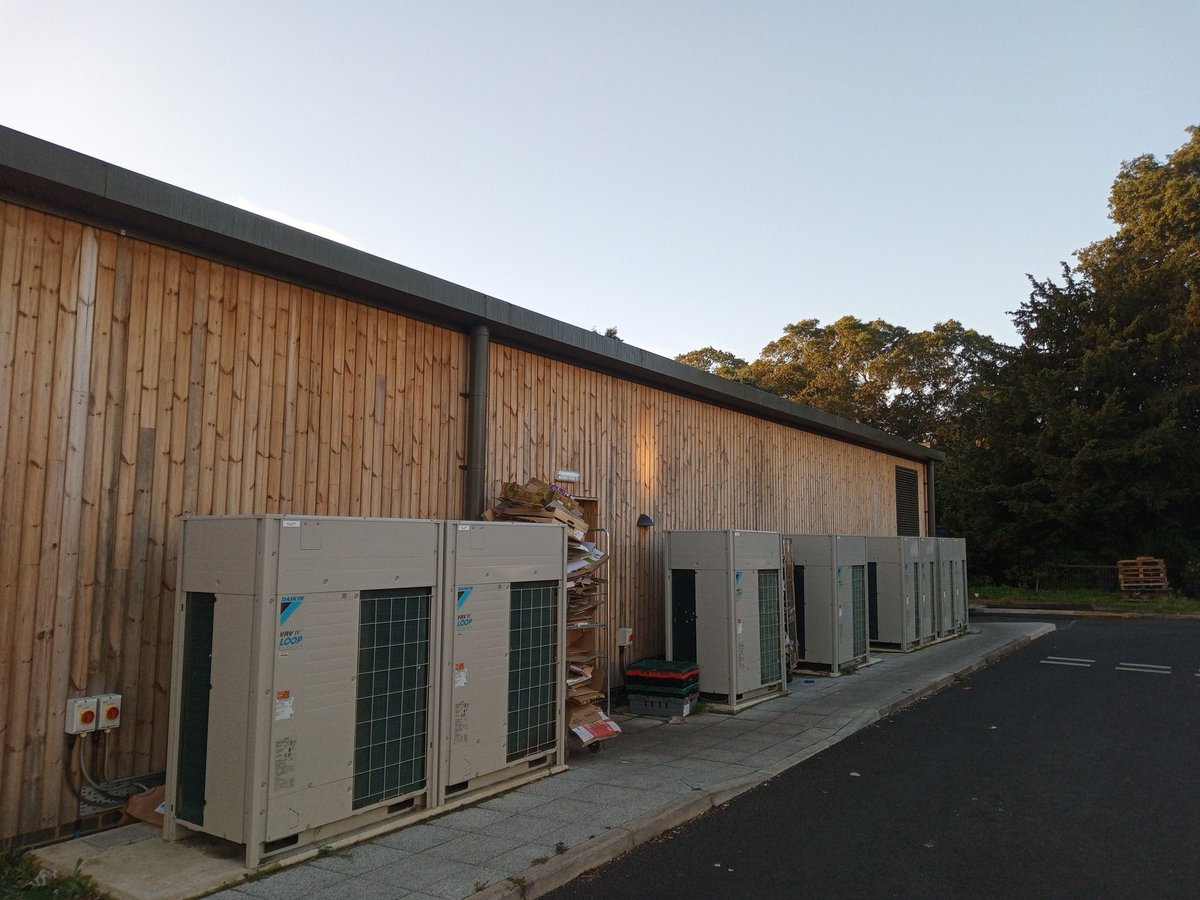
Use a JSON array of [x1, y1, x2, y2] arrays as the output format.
[[851, 565, 867, 656], [353, 587, 431, 810], [896, 466, 920, 536], [507, 580, 559, 762], [757, 570, 782, 685]]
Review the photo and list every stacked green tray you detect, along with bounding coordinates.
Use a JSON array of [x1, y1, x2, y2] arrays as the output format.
[[624, 658, 699, 689]]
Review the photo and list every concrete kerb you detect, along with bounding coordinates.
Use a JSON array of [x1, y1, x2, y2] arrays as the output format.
[[491, 624, 1057, 899], [971, 605, 1200, 621]]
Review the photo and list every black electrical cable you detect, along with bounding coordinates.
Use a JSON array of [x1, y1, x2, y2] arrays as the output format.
[[62, 733, 84, 803]]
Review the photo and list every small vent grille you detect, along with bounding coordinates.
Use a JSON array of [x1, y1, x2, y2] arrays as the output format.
[[507, 581, 559, 762], [896, 466, 921, 536], [851, 565, 867, 656], [758, 570, 782, 685], [353, 587, 431, 810]]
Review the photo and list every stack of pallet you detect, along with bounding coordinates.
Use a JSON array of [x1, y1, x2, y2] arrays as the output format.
[[624, 659, 701, 717], [1118, 557, 1170, 598], [487, 478, 619, 746]]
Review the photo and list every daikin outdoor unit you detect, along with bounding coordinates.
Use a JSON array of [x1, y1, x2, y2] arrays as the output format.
[[864, 536, 922, 651], [665, 530, 786, 711], [917, 537, 938, 641], [165, 516, 443, 868], [438, 521, 567, 806], [788, 534, 869, 672]]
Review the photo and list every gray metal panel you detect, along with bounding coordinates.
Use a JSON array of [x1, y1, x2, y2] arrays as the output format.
[[934, 538, 954, 635], [918, 537, 937, 640], [179, 517, 261, 595], [444, 521, 565, 585], [695, 569, 734, 695], [733, 569, 763, 694], [274, 516, 441, 593], [731, 531, 782, 570], [443, 582, 511, 785], [835, 535, 867, 663], [201, 593, 255, 842], [265, 589, 360, 840], [666, 529, 732, 570]]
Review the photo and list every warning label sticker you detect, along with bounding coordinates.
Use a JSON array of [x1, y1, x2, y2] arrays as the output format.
[[453, 700, 469, 744], [273, 737, 296, 791]]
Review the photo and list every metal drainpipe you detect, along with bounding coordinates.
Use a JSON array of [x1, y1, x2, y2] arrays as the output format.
[[926, 458, 938, 537], [464, 324, 489, 520]]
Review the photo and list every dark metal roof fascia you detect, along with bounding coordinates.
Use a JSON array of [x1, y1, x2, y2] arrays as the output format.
[[0, 126, 943, 464]]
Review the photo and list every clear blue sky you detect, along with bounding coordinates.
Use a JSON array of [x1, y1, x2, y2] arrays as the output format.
[[2, 2, 1197, 361]]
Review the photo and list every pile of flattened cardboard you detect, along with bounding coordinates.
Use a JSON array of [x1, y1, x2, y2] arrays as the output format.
[[487, 478, 620, 746]]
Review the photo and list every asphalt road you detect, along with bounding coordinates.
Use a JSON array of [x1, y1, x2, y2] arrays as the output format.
[[549, 616, 1200, 900]]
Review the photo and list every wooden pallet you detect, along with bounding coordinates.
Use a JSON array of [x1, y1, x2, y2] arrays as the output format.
[[1117, 557, 1170, 597]]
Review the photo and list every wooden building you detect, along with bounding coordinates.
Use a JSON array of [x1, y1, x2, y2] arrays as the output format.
[[0, 126, 942, 849]]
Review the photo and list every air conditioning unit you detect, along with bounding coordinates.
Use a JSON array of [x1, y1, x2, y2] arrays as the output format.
[[864, 536, 921, 651], [665, 530, 786, 711], [437, 521, 567, 807], [917, 537, 938, 641], [788, 534, 869, 672], [165, 516, 443, 867]]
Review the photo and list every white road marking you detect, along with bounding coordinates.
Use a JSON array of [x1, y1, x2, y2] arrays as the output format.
[[1045, 656, 1095, 664], [1118, 662, 1172, 670], [1115, 666, 1171, 674], [1039, 659, 1091, 667]]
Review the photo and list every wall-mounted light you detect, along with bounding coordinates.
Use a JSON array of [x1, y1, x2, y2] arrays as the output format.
[[636, 514, 654, 528], [554, 469, 581, 483]]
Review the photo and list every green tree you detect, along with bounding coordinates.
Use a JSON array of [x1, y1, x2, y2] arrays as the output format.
[[742, 317, 909, 426], [678, 317, 1001, 446], [944, 126, 1200, 589]]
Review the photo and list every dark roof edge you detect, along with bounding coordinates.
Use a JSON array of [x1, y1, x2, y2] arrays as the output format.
[[0, 126, 943, 464]]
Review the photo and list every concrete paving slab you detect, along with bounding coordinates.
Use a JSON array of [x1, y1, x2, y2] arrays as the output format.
[[421, 832, 528, 866], [359, 854, 472, 891], [374, 823, 466, 853], [30, 621, 1054, 900], [307, 843, 411, 876], [234, 864, 346, 898]]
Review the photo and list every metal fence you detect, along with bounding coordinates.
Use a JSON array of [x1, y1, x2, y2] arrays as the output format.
[[1023, 565, 1120, 593]]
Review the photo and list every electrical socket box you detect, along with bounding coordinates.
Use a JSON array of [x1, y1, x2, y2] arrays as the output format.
[[66, 697, 98, 734], [97, 693, 122, 730], [616, 627, 634, 647]]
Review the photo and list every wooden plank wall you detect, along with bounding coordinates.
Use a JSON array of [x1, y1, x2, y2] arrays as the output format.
[[485, 344, 927, 683], [0, 201, 468, 843], [0, 196, 926, 845]]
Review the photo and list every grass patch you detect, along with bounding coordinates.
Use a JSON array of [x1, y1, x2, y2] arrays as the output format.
[[972, 585, 1200, 615], [0, 851, 106, 899]]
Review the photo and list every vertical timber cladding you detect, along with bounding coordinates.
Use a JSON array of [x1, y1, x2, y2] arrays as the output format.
[[484, 344, 929, 668], [0, 200, 469, 845]]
